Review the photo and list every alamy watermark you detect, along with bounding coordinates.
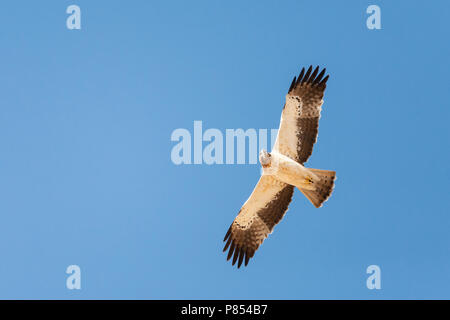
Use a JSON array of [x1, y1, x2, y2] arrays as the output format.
[[170, 121, 278, 165], [66, 265, 81, 290], [66, 5, 81, 30], [366, 265, 381, 290], [366, 5, 381, 30], [64, 5, 381, 31]]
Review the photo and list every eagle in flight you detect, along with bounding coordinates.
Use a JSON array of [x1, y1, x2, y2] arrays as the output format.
[[223, 66, 336, 268]]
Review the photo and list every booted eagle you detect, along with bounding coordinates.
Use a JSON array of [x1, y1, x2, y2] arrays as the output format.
[[223, 66, 336, 268]]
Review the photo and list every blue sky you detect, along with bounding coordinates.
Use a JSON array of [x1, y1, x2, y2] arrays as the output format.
[[0, 1, 449, 299]]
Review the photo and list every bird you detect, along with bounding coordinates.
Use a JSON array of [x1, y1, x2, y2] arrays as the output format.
[[223, 65, 336, 268]]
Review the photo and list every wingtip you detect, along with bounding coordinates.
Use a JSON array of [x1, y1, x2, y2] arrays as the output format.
[[314, 68, 326, 85], [224, 246, 254, 269], [321, 74, 330, 85], [288, 76, 297, 92], [237, 249, 244, 268], [226, 242, 235, 261], [223, 236, 232, 252], [223, 226, 231, 242], [303, 65, 313, 82], [292, 66, 329, 87], [309, 66, 319, 82], [232, 248, 239, 266], [297, 67, 305, 83], [223, 236, 254, 268]]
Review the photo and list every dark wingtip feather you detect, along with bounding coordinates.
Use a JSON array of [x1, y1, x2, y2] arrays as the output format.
[[237, 249, 244, 268], [223, 226, 231, 242], [293, 66, 329, 86], [288, 76, 296, 92], [223, 236, 232, 252], [290, 66, 330, 91], [244, 253, 250, 266], [297, 67, 305, 83], [227, 242, 235, 261], [314, 68, 326, 85], [232, 247, 240, 265], [309, 66, 319, 83], [320, 74, 330, 85], [303, 65, 313, 83]]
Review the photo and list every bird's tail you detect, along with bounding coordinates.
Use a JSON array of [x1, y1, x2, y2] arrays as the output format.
[[298, 168, 336, 208]]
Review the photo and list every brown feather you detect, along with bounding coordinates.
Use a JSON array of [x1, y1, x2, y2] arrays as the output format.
[[278, 66, 329, 163], [223, 177, 294, 268]]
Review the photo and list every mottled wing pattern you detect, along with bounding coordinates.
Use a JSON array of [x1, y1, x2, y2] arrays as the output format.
[[273, 66, 329, 164], [223, 176, 294, 268]]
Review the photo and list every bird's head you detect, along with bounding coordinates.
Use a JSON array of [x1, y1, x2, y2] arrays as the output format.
[[259, 149, 272, 167]]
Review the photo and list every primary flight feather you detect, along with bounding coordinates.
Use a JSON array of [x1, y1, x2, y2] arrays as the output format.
[[223, 65, 336, 268]]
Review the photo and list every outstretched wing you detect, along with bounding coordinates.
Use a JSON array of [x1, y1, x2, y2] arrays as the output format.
[[273, 66, 329, 163], [223, 176, 294, 268]]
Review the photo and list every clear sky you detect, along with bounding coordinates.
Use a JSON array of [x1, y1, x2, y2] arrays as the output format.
[[0, 1, 449, 299]]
